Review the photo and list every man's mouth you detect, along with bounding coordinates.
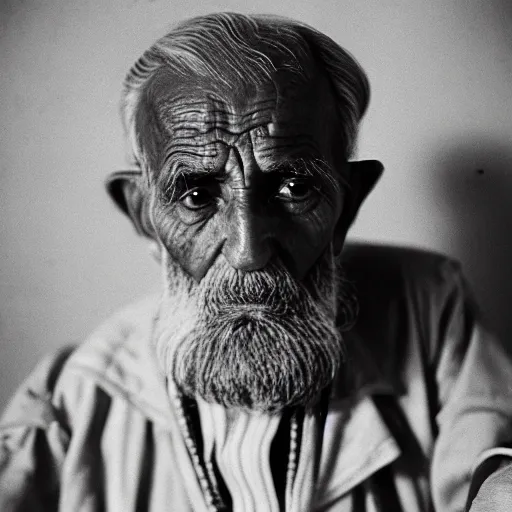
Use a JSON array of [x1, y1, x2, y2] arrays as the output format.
[[216, 304, 286, 320]]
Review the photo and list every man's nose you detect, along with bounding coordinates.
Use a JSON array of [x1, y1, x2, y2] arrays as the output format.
[[221, 195, 274, 272]]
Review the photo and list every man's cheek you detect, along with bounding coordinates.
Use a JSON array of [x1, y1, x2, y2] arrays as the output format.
[[155, 213, 223, 281], [280, 206, 337, 279]]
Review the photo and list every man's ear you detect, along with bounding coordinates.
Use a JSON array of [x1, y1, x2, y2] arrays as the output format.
[[333, 160, 384, 255], [105, 170, 156, 239]]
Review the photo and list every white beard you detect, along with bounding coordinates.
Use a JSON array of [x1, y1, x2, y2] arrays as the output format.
[[152, 246, 356, 412]]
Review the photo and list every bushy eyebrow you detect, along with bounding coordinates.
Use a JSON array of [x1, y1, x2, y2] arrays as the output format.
[[158, 157, 346, 202], [158, 162, 219, 202], [263, 158, 344, 191]]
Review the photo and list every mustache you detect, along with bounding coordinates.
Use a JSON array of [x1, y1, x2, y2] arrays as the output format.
[[198, 257, 334, 318]]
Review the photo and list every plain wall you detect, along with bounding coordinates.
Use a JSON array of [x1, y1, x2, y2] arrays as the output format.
[[1, 0, 511, 410]]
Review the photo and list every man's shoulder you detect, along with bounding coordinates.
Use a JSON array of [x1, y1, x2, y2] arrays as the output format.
[[341, 243, 468, 367], [338, 243, 472, 400], [342, 242, 462, 296], [65, 293, 160, 375], [32, 293, 162, 410], [48, 293, 170, 426], [1, 293, 161, 429]]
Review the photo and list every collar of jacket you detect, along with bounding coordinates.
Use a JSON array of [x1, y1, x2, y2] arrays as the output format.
[[66, 295, 402, 505]]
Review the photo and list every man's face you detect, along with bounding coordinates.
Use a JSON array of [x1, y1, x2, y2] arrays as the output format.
[[139, 65, 347, 280], [142, 65, 355, 411]]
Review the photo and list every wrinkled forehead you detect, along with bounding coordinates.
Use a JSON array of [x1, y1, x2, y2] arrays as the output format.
[[162, 71, 331, 126], [136, 62, 339, 170]]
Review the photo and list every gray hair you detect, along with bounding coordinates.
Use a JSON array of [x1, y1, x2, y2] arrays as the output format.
[[122, 12, 370, 171]]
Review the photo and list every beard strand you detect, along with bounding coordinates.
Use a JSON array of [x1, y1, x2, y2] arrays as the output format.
[[153, 247, 357, 412]]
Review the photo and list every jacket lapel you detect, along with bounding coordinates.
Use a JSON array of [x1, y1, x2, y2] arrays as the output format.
[[315, 394, 401, 509]]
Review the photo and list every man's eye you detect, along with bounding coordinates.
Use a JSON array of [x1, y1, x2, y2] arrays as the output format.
[[277, 179, 314, 201], [179, 188, 215, 210]]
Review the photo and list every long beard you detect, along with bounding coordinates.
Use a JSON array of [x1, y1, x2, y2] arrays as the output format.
[[153, 247, 357, 412]]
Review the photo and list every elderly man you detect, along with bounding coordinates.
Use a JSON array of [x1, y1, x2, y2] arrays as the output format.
[[1, 12, 511, 512]]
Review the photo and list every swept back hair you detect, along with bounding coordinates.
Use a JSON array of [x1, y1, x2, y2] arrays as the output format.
[[121, 12, 370, 172]]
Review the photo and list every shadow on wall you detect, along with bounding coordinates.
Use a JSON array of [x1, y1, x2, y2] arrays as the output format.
[[434, 136, 512, 353]]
